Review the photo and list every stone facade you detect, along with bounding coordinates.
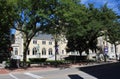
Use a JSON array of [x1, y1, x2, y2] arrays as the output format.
[[11, 31, 68, 61]]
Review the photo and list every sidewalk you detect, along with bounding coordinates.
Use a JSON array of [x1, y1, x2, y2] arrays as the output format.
[[0, 66, 57, 74], [0, 60, 118, 74]]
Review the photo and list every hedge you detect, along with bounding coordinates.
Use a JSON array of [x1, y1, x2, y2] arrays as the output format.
[[29, 58, 47, 64]]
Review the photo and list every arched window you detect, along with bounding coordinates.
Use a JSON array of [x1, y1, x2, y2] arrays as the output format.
[[42, 48, 46, 55], [48, 48, 53, 55], [32, 47, 37, 55]]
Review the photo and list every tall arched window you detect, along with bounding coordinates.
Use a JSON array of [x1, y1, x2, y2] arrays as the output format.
[[42, 48, 46, 55], [32, 47, 37, 55], [48, 48, 53, 55]]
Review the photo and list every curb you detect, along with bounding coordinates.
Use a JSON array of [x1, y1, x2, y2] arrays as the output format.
[[71, 61, 118, 68]]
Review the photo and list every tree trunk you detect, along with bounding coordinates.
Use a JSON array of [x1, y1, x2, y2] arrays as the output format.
[[79, 51, 82, 56], [23, 41, 28, 68], [85, 49, 89, 61], [55, 39, 58, 61], [22, 36, 31, 68], [23, 49, 27, 67]]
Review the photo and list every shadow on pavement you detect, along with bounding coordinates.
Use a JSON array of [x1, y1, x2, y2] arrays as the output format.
[[78, 62, 120, 79], [68, 74, 83, 79]]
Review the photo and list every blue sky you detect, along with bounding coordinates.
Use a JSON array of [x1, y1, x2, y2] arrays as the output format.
[[81, 0, 120, 15]]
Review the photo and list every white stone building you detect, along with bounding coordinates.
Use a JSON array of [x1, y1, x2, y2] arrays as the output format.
[[11, 30, 68, 61]]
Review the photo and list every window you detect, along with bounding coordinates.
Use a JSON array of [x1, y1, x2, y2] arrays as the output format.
[[42, 48, 46, 55], [32, 47, 37, 55], [62, 50, 64, 54], [33, 40, 37, 44], [15, 48, 18, 55], [49, 41, 52, 45], [27, 48, 30, 55], [49, 48, 53, 55], [42, 41, 46, 45]]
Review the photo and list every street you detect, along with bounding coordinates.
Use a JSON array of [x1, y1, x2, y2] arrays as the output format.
[[80, 62, 120, 79], [0, 62, 120, 79]]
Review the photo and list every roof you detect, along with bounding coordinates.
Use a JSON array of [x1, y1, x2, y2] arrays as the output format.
[[33, 34, 54, 40]]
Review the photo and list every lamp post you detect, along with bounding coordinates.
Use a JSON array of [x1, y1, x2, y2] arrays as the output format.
[[54, 27, 58, 61]]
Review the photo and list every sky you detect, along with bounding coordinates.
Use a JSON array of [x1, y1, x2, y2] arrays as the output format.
[[81, 0, 120, 15]]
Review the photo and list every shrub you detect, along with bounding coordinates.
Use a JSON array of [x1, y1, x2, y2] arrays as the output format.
[[29, 58, 47, 64], [64, 55, 87, 63]]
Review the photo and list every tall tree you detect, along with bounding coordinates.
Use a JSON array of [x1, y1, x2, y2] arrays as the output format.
[[65, 2, 88, 54], [11, 0, 55, 67], [66, 4, 103, 55], [0, 0, 17, 62], [12, 0, 82, 66], [44, 0, 83, 60], [107, 21, 120, 60], [66, 3, 118, 60], [100, 4, 118, 61]]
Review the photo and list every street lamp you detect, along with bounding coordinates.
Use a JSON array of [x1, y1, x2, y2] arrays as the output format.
[[54, 27, 59, 61]]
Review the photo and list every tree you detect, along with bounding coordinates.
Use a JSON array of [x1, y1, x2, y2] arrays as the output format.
[[64, 2, 88, 54], [11, 0, 56, 67], [107, 21, 120, 60], [44, 0, 83, 60], [99, 4, 118, 61], [12, 0, 81, 66], [66, 3, 118, 62], [0, 0, 17, 62], [66, 4, 104, 56]]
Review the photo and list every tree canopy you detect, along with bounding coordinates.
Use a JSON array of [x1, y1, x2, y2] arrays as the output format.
[[0, 0, 17, 62]]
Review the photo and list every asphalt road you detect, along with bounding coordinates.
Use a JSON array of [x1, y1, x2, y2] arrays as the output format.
[[80, 62, 120, 79], [0, 62, 120, 79]]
